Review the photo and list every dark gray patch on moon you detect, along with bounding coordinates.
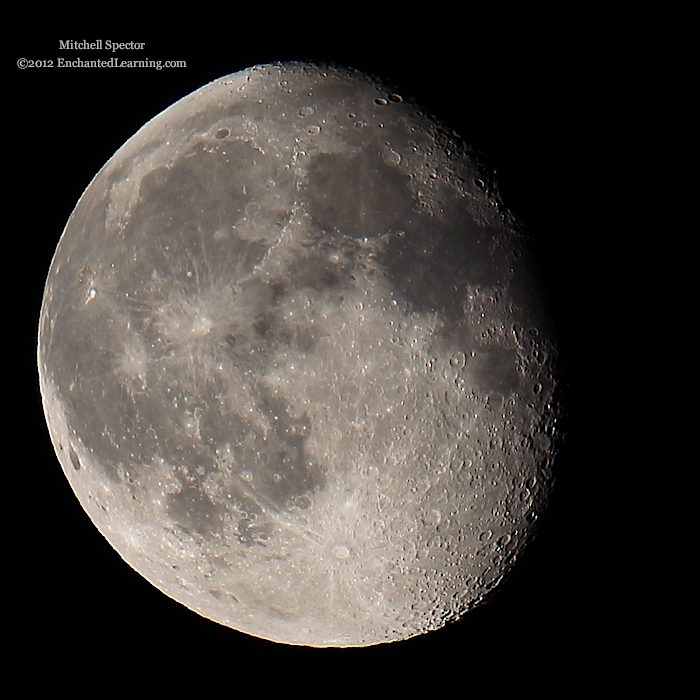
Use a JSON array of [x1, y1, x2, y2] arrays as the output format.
[[38, 62, 562, 647], [305, 150, 413, 239]]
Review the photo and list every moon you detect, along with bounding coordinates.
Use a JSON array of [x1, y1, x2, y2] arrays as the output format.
[[38, 62, 561, 647]]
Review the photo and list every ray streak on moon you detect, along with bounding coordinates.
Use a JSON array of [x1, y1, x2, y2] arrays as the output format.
[[38, 62, 561, 647]]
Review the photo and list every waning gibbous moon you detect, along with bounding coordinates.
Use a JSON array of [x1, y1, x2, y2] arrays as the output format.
[[38, 62, 562, 647]]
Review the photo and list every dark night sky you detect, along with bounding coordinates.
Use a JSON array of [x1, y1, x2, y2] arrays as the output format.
[[12, 29, 639, 684]]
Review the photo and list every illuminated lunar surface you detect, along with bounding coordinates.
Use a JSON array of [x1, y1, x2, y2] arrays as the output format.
[[38, 62, 561, 647]]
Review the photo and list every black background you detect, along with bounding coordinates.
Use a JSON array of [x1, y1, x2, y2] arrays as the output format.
[[13, 28, 636, 685]]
